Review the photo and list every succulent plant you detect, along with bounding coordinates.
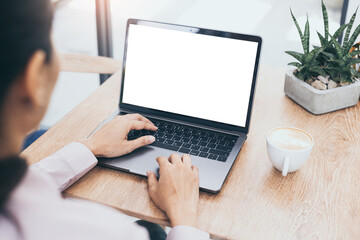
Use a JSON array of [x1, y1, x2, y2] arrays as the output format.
[[286, 0, 360, 84], [350, 42, 360, 71]]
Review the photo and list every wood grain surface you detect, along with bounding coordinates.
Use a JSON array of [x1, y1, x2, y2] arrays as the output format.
[[59, 53, 122, 73], [21, 63, 360, 240]]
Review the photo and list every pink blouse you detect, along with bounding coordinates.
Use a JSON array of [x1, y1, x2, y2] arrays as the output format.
[[0, 142, 209, 240]]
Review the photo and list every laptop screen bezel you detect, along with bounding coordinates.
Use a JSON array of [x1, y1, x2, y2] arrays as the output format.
[[119, 19, 262, 134]]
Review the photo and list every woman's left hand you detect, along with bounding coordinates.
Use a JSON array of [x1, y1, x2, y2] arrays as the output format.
[[78, 114, 157, 158]]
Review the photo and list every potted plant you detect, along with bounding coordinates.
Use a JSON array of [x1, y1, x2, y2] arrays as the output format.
[[350, 42, 360, 72], [284, 1, 360, 115]]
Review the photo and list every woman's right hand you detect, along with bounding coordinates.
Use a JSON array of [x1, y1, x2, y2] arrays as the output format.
[[146, 153, 200, 228]]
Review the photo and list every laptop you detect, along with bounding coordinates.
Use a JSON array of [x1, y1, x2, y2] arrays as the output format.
[[96, 19, 262, 193]]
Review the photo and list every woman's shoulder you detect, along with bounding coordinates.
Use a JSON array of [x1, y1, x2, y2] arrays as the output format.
[[4, 167, 149, 240]]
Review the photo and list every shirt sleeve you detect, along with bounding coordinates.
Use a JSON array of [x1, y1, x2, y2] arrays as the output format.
[[167, 225, 210, 240], [31, 142, 97, 192], [30, 143, 209, 240]]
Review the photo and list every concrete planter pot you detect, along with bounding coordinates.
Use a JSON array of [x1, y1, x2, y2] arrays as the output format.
[[284, 69, 360, 115]]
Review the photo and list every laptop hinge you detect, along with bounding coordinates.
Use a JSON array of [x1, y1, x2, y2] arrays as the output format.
[[119, 107, 245, 137]]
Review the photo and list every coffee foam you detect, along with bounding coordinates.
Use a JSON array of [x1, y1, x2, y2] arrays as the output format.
[[268, 128, 312, 150]]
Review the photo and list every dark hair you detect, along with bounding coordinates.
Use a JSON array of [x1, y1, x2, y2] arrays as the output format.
[[0, 0, 53, 208], [0, 157, 28, 207], [0, 0, 54, 107]]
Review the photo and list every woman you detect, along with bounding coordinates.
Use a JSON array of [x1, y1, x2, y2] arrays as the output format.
[[0, 0, 209, 239]]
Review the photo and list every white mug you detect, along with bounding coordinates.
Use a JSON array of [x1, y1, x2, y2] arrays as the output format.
[[266, 126, 314, 176]]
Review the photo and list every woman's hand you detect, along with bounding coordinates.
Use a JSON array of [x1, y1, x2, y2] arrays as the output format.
[[79, 114, 157, 158], [147, 153, 200, 228]]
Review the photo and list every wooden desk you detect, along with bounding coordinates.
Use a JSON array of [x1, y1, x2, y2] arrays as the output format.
[[21, 58, 360, 239]]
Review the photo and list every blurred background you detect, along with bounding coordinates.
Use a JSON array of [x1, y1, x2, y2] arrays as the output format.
[[43, 0, 353, 128]]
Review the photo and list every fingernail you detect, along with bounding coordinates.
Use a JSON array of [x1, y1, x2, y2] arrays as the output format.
[[146, 171, 150, 176], [148, 136, 155, 143]]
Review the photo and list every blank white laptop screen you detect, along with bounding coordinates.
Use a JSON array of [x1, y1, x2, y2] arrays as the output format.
[[122, 24, 259, 127]]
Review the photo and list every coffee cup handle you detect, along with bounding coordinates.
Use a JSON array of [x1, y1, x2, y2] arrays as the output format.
[[282, 157, 289, 176]]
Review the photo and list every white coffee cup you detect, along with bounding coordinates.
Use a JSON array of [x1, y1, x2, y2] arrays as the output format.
[[266, 126, 314, 176]]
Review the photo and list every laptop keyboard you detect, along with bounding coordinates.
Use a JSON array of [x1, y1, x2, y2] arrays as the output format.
[[127, 116, 238, 162]]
